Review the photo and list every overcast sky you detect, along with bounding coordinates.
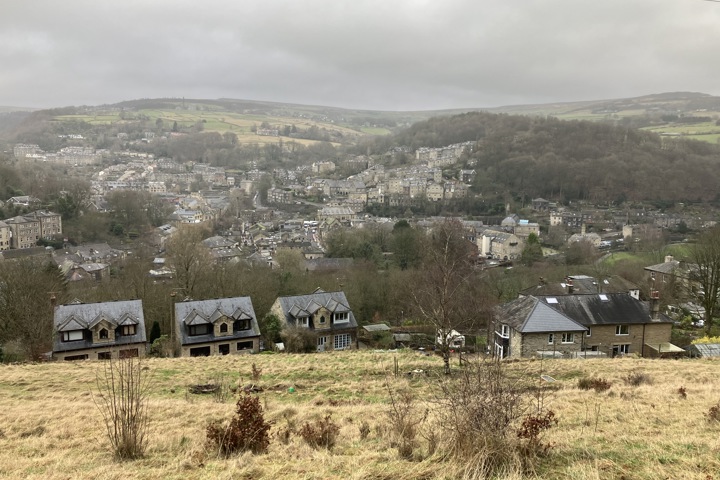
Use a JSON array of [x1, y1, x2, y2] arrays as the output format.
[[2, 0, 720, 111]]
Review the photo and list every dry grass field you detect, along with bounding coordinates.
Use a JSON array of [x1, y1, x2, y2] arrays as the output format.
[[2, 351, 720, 479]]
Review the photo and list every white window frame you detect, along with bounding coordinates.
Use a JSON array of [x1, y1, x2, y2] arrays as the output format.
[[547, 333, 554, 345], [498, 324, 510, 338], [334, 333, 351, 350], [296, 317, 309, 328], [614, 344, 630, 355], [615, 325, 629, 336], [586, 328, 591, 337], [333, 312, 349, 323], [62, 330, 84, 342], [317, 336, 327, 346], [561, 333, 575, 344]]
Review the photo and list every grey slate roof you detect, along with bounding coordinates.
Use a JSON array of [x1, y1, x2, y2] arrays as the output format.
[[535, 293, 671, 326], [53, 299, 146, 353], [275, 290, 358, 330], [174, 296, 260, 346], [644, 260, 680, 275], [520, 275, 640, 297], [363, 323, 390, 332], [496, 296, 587, 333]]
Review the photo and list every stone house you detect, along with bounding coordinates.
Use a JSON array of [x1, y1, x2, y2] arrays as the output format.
[[494, 296, 588, 359], [535, 293, 673, 357], [174, 296, 261, 357], [27, 210, 62, 239], [270, 289, 358, 351], [478, 229, 524, 260], [317, 206, 356, 223], [0, 221, 10, 251], [426, 183, 444, 202], [4, 215, 40, 249], [53, 299, 147, 361]]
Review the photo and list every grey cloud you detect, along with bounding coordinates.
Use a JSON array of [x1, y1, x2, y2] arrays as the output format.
[[1, 0, 719, 110]]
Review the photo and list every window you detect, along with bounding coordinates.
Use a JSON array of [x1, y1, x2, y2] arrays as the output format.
[[98, 352, 111, 360], [586, 328, 591, 337], [334, 333, 351, 350], [561, 333, 575, 344], [237, 341, 254, 351], [189, 324, 211, 336], [119, 348, 139, 358], [547, 333, 554, 345], [317, 336, 327, 346], [333, 312, 349, 323], [612, 344, 630, 356], [219, 344, 230, 355], [62, 330, 84, 342], [319, 315, 326, 325], [296, 317, 309, 328], [499, 324, 510, 338], [615, 325, 629, 336], [121, 325, 136, 336], [233, 319, 251, 331], [219, 323, 228, 333], [64, 354, 88, 361], [190, 346, 211, 357], [99, 328, 109, 339]]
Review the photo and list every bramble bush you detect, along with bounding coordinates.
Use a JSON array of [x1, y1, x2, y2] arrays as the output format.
[[206, 393, 271, 456]]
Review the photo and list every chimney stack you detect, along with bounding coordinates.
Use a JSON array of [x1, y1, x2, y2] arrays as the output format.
[[567, 278, 574, 294], [649, 290, 660, 319]]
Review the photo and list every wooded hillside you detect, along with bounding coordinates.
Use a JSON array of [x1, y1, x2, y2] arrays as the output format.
[[365, 112, 720, 204]]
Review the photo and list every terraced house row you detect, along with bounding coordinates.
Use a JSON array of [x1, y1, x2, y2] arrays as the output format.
[[52, 289, 358, 361]]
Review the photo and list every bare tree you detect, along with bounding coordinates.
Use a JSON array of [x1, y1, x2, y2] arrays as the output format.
[[0, 258, 67, 360], [93, 356, 150, 460], [687, 226, 720, 334], [412, 220, 483, 374], [165, 224, 212, 297]]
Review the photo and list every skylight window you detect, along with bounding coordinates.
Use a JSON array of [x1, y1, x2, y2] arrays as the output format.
[[546, 297, 558, 304], [599, 294, 609, 301]]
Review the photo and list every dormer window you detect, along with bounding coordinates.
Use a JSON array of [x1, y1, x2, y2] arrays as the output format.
[[334, 312, 349, 323], [319, 315, 326, 324], [121, 325, 136, 336], [233, 319, 251, 331], [297, 317, 309, 328], [62, 330, 84, 342], [189, 324, 210, 336], [220, 323, 228, 333], [99, 328, 109, 339]]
